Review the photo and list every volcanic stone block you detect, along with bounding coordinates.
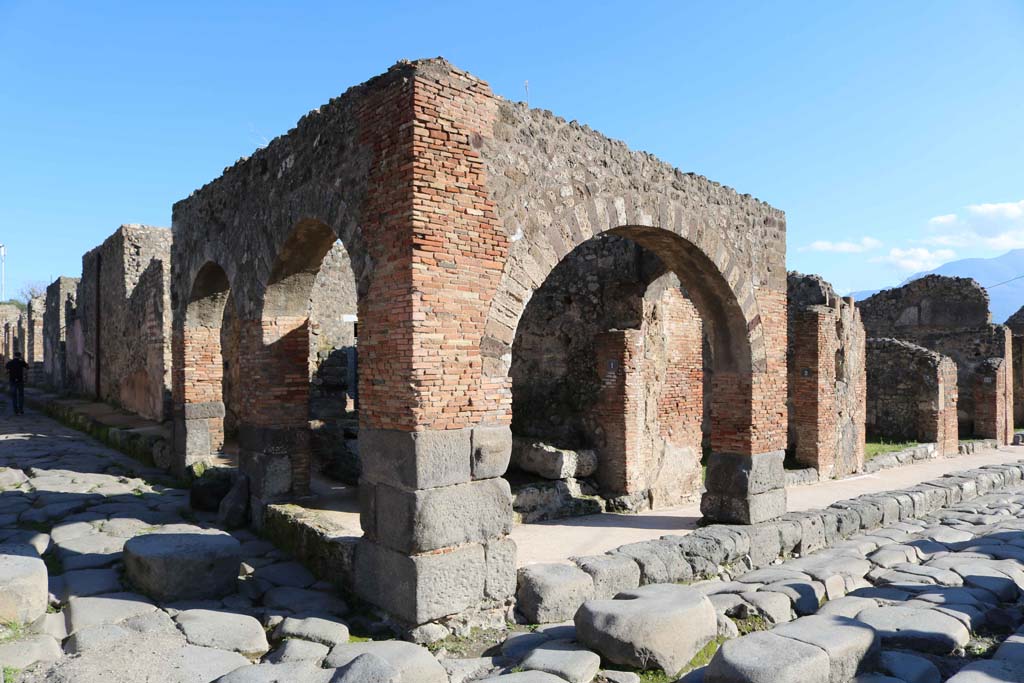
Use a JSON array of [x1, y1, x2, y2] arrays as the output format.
[[855, 606, 969, 653], [471, 424, 512, 480], [0, 548, 48, 624], [772, 615, 879, 683], [372, 478, 512, 553], [571, 554, 641, 599], [575, 584, 717, 674], [123, 530, 241, 602], [360, 427, 472, 489], [512, 441, 598, 480], [324, 640, 448, 683], [520, 639, 601, 683], [485, 536, 518, 601], [702, 450, 788, 524], [517, 563, 595, 624], [354, 540, 486, 624], [705, 631, 830, 683]]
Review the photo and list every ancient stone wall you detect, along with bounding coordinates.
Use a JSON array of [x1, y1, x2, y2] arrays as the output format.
[[0, 304, 22, 360], [73, 225, 172, 421], [26, 296, 45, 384], [859, 275, 1013, 443], [865, 338, 959, 456], [172, 58, 789, 627], [43, 277, 79, 391], [787, 272, 866, 478]]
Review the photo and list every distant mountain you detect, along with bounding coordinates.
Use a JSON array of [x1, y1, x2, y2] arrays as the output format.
[[849, 249, 1024, 323]]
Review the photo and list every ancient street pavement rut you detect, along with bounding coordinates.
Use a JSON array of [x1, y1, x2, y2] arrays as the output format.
[[5, 410, 1024, 682]]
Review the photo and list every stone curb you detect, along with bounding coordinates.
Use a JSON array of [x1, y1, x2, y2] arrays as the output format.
[[863, 439, 1001, 474], [518, 457, 1024, 624]]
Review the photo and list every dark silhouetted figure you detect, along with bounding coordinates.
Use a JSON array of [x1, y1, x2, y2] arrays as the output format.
[[6, 351, 28, 415]]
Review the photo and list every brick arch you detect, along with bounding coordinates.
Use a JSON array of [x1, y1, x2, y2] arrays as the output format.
[[483, 213, 765, 457], [173, 260, 240, 473]]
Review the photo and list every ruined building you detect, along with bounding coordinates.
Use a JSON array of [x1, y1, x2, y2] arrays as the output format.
[[25, 295, 45, 384], [1008, 305, 1024, 430], [170, 58, 788, 627], [0, 304, 22, 360], [787, 272, 866, 478], [66, 225, 173, 421], [43, 277, 79, 391], [859, 275, 1014, 445]]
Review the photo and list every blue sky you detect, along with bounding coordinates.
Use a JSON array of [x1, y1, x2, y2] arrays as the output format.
[[1, 1, 1022, 298]]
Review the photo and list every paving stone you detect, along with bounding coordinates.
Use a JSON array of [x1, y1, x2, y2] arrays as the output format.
[[612, 540, 692, 584], [174, 608, 269, 659], [0, 633, 63, 669], [517, 563, 595, 624], [123, 529, 241, 602], [519, 639, 601, 683], [256, 561, 316, 588], [64, 592, 157, 634], [65, 624, 136, 654], [877, 650, 941, 683], [705, 630, 830, 683], [597, 671, 641, 683], [324, 640, 447, 683], [818, 596, 880, 618], [443, 655, 505, 683], [501, 632, 552, 661], [62, 567, 123, 598], [262, 586, 348, 616], [484, 672, 566, 682], [273, 615, 350, 647], [575, 583, 717, 674], [762, 579, 826, 615], [216, 661, 335, 682], [265, 637, 331, 663], [740, 590, 792, 623], [995, 632, 1024, 662], [0, 548, 47, 624], [772, 614, 879, 683], [853, 606, 970, 653], [946, 659, 1024, 682]]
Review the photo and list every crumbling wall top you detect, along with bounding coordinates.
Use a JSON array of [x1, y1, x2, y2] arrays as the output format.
[[858, 274, 991, 335], [1007, 305, 1024, 335]]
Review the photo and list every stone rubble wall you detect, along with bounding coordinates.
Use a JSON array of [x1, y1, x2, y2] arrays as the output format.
[[787, 272, 867, 478], [70, 225, 172, 422], [42, 276, 79, 391], [26, 295, 45, 383], [0, 303, 22, 360], [859, 275, 1014, 442], [1008, 305, 1024, 429], [865, 338, 959, 456]]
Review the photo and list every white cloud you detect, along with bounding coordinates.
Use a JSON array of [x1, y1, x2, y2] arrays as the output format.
[[923, 199, 1024, 252], [871, 247, 956, 272], [966, 200, 1024, 221], [800, 236, 882, 253], [928, 213, 958, 226]]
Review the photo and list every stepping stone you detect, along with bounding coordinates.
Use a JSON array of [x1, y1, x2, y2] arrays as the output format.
[[519, 639, 601, 683], [571, 554, 641, 599], [0, 547, 47, 624], [705, 631, 830, 683], [265, 638, 330, 664], [0, 634, 62, 669], [575, 583, 716, 674], [174, 608, 269, 660], [64, 592, 157, 635], [877, 650, 940, 683], [325, 641, 447, 683], [854, 606, 969, 653], [273, 615, 350, 647], [123, 529, 240, 602], [517, 563, 595, 624], [772, 615, 879, 683]]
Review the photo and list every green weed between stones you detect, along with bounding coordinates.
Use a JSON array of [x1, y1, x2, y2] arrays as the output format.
[[3, 667, 21, 683], [0, 622, 24, 645], [733, 613, 769, 635]]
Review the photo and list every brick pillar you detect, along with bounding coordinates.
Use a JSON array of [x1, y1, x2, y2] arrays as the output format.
[[701, 288, 788, 525], [1014, 335, 1023, 432], [591, 329, 645, 494], [172, 315, 227, 475], [353, 64, 516, 627]]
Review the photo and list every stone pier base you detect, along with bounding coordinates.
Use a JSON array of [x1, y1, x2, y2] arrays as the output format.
[[700, 450, 787, 524]]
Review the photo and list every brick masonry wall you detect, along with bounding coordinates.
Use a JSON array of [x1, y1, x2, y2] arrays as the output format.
[[1008, 307, 1024, 429], [43, 277, 79, 390], [866, 338, 959, 456], [859, 275, 1013, 443], [788, 273, 866, 478]]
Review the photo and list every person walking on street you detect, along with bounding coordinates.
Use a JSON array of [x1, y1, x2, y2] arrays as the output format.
[[6, 351, 28, 415]]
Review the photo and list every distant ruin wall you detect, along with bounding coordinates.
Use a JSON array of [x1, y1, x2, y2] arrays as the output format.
[[71, 225, 172, 421], [26, 296, 45, 384], [859, 275, 1013, 442], [866, 338, 959, 456], [43, 277, 79, 391], [1008, 306, 1024, 430], [0, 304, 21, 361], [788, 272, 866, 478]]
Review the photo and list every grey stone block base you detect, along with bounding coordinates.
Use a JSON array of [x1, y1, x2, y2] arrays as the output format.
[[701, 451, 787, 524]]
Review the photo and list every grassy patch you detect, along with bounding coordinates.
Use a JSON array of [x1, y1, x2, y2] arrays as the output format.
[[424, 627, 508, 657], [733, 613, 770, 635], [4, 667, 21, 683], [865, 440, 918, 460], [638, 671, 677, 683], [0, 622, 25, 645]]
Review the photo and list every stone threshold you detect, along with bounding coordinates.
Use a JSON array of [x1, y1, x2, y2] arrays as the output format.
[[20, 386, 172, 473], [516, 455, 1024, 629]]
